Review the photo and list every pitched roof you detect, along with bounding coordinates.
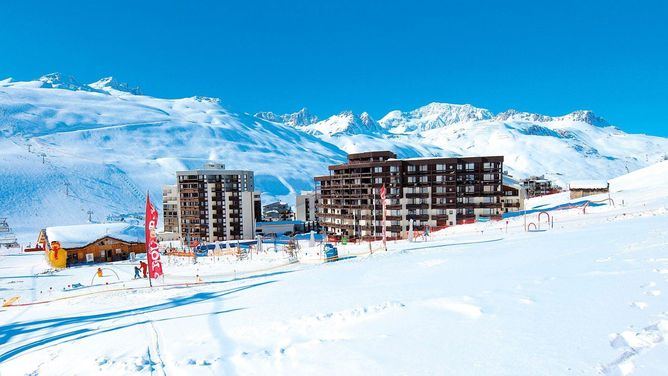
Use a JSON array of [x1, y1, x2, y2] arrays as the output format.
[[45, 223, 145, 248]]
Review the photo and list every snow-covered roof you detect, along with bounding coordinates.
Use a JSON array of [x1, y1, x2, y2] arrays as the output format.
[[45, 223, 145, 249], [569, 180, 609, 190]]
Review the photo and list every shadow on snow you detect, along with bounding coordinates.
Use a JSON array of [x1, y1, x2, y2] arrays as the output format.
[[0, 280, 276, 362]]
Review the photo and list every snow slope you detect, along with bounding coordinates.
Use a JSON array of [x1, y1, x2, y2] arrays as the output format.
[[0, 75, 346, 242], [1, 161, 667, 375]]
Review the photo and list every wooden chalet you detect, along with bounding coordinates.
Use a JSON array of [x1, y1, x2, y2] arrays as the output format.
[[37, 223, 146, 268]]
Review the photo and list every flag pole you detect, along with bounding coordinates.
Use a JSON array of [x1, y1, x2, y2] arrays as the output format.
[[146, 190, 153, 288]]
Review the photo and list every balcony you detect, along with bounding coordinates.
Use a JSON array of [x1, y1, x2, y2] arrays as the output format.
[[406, 214, 429, 221], [405, 192, 430, 198]]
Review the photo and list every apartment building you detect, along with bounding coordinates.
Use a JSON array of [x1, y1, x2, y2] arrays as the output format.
[[295, 191, 317, 222], [175, 162, 261, 243], [162, 184, 179, 233], [501, 175, 526, 213], [520, 175, 560, 197], [262, 201, 293, 221], [315, 151, 504, 239]]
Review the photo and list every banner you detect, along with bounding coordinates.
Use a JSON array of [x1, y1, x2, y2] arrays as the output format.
[[145, 192, 164, 279]]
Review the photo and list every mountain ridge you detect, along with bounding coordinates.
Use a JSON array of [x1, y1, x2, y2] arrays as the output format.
[[1, 74, 667, 242]]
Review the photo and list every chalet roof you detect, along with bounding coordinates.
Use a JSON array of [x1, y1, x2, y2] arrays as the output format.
[[569, 180, 609, 190], [45, 223, 145, 249]]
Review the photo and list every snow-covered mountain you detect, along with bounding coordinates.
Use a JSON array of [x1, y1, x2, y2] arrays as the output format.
[[1, 73, 667, 242], [298, 111, 384, 137], [268, 102, 667, 186], [88, 77, 142, 95], [380, 102, 494, 134], [255, 108, 318, 127], [0, 74, 345, 241]]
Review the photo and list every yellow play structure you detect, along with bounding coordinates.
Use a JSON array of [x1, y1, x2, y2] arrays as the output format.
[[46, 241, 67, 268]]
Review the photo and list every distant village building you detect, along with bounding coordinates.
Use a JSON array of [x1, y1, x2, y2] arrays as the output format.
[[501, 176, 526, 213], [175, 162, 262, 243], [256, 220, 305, 236], [0, 218, 19, 249], [162, 184, 179, 234], [315, 151, 505, 239], [295, 191, 317, 223], [37, 223, 145, 267], [568, 180, 609, 199], [263, 201, 294, 222], [520, 175, 560, 197]]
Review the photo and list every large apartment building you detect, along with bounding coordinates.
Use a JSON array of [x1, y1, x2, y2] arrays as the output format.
[[315, 151, 505, 239], [174, 162, 261, 243]]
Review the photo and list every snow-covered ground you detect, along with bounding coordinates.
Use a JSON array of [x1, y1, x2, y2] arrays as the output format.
[[1, 161, 668, 375]]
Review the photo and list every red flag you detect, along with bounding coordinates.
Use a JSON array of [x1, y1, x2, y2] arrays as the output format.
[[145, 192, 164, 279], [379, 184, 386, 202]]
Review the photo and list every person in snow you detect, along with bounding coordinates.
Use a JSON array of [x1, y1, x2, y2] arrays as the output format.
[[96, 267, 103, 278], [139, 261, 148, 278], [134, 265, 141, 279]]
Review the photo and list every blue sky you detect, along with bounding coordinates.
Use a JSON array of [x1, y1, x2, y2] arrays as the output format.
[[1, 0, 666, 136]]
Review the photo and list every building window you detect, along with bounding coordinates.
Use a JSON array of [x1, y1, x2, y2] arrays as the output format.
[[407, 165, 416, 172]]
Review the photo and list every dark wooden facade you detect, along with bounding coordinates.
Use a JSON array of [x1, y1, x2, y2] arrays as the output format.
[[65, 236, 146, 266], [315, 151, 504, 239], [37, 229, 145, 267]]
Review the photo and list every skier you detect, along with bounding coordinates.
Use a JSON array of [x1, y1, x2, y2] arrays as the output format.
[[139, 261, 148, 278], [134, 265, 141, 279], [96, 267, 103, 278]]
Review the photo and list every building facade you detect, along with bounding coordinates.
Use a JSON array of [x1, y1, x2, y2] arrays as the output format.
[[176, 162, 261, 243], [520, 175, 560, 197], [295, 191, 317, 222], [256, 220, 306, 236], [37, 223, 146, 268], [162, 184, 179, 233], [501, 175, 526, 213], [315, 151, 504, 239], [568, 180, 609, 199], [262, 201, 294, 221]]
